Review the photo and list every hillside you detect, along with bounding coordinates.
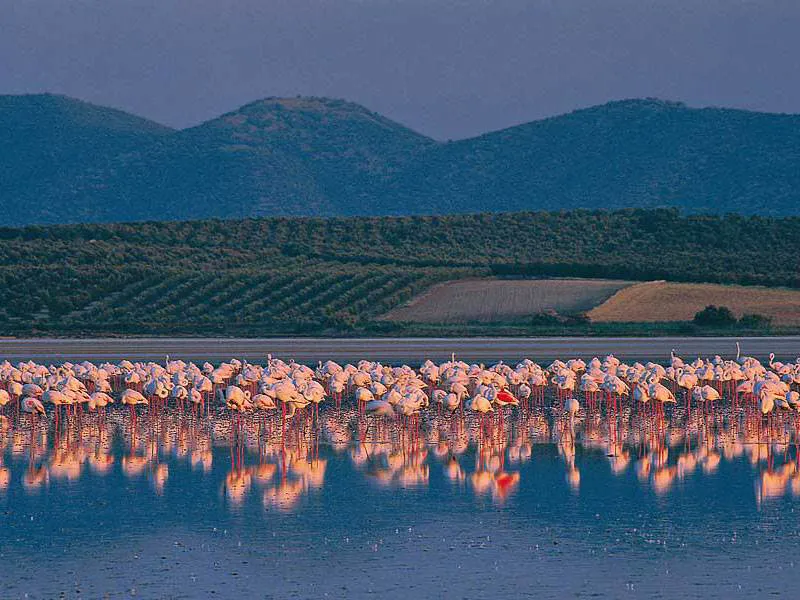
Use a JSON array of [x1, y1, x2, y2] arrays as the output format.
[[381, 279, 633, 323], [588, 281, 800, 325], [386, 99, 800, 215], [2, 95, 800, 224], [0, 94, 174, 223], [1, 209, 798, 336], [92, 97, 436, 221]]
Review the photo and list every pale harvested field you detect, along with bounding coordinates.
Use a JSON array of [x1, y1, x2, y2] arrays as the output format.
[[381, 278, 633, 323], [589, 281, 800, 325]]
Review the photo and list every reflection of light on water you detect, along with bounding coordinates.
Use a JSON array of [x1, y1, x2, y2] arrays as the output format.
[[701, 451, 721, 474], [677, 452, 697, 477], [397, 463, 429, 487], [756, 463, 798, 508], [745, 443, 770, 465], [296, 458, 326, 490], [224, 468, 252, 506], [360, 440, 429, 489], [2, 405, 800, 510], [151, 463, 168, 495], [263, 478, 305, 512], [23, 465, 48, 492], [566, 467, 580, 493], [122, 455, 149, 478], [652, 466, 677, 495], [251, 462, 277, 484], [507, 441, 532, 464], [470, 470, 494, 495], [49, 450, 82, 481], [635, 456, 651, 482], [191, 449, 212, 473], [608, 449, 630, 475], [444, 456, 465, 483], [89, 451, 115, 475]]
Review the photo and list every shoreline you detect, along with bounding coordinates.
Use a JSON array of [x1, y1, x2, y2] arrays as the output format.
[[0, 335, 797, 363]]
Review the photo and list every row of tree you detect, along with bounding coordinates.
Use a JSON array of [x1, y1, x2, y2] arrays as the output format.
[[0, 208, 798, 334]]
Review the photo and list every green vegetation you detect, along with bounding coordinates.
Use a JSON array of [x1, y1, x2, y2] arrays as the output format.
[[3, 95, 800, 226], [693, 306, 773, 329], [693, 305, 737, 327], [1, 209, 799, 336], [738, 314, 772, 329]]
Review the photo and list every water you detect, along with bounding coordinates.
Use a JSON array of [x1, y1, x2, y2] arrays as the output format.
[[2, 406, 800, 598]]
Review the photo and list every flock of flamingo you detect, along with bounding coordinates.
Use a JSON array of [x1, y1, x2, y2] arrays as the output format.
[[3, 346, 800, 506], [1, 346, 798, 433]]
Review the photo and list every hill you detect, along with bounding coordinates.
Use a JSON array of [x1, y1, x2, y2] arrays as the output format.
[[2, 95, 800, 224], [0, 94, 174, 223], [588, 281, 800, 325], [386, 99, 800, 215], [92, 97, 436, 221], [381, 279, 633, 323], [1, 209, 799, 336]]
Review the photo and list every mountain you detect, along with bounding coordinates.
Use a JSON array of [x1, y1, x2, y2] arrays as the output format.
[[104, 96, 436, 220], [385, 99, 800, 215], [1, 94, 800, 225], [0, 94, 173, 223]]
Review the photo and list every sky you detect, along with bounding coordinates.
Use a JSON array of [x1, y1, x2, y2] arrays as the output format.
[[2, 0, 800, 140]]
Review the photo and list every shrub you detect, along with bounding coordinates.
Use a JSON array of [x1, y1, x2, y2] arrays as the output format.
[[739, 313, 772, 329], [693, 305, 737, 327], [529, 312, 562, 326]]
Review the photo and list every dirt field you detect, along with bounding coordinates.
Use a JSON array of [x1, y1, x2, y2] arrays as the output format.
[[588, 281, 800, 325], [380, 278, 633, 323]]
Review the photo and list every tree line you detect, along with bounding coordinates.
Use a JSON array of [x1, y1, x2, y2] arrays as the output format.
[[0, 208, 798, 335]]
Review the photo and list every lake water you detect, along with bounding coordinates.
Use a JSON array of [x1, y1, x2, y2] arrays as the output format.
[[2, 405, 800, 598]]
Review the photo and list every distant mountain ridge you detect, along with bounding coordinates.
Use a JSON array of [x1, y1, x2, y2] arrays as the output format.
[[2, 93, 799, 224]]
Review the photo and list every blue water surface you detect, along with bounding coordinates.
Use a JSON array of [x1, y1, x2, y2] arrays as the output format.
[[1, 407, 799, 598]]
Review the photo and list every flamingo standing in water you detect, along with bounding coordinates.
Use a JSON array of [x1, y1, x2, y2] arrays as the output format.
[[633, 384, 650, 412], [22, 396, 45, 429], [7, 381, 23, 419], [365, 399, 395, 439], [0, 389, 10, 419], [648, 380, 676, 416], [88, 392, 114, 422], [564, 397, 580, 439], [580, 374, 602, 410], [517, 383, 532, 409], [303, 380, 326, 425], [121, 389, 148, 428], [43, 389, 71, 428], [444, 392, 461, 415], [470, 395, 494, 434], [693, 385, 721, 416]]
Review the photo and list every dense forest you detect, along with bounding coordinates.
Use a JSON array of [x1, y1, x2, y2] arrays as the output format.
[[0, 209, 798, 336], [3, 94, 800, 226]]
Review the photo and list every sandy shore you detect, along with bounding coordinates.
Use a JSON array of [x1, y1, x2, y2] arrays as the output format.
[[1, 336, 799, 363]]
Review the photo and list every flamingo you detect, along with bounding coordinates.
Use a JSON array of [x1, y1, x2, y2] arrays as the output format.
[[88, 391, 114, 416], [0, 389, 11, 417], [21, 396, 45, 430], [121, 389, 148, 428], [564, 397, 580, 440], [470, 395, 494, 433], [565, 396, 580, 418], [648, 381, 676, 414]]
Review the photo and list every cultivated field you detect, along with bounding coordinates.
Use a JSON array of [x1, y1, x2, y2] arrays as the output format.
[[381, 278, 633, 323], [588, 281, 800, 325]]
